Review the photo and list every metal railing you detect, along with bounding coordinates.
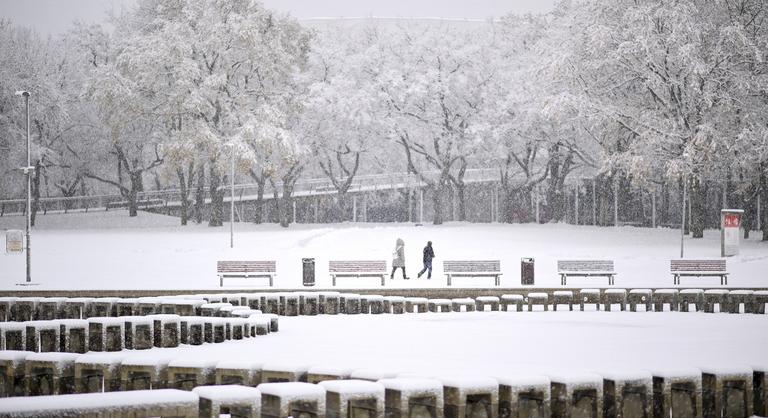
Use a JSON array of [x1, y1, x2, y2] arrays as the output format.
[[0, 169, 500, 216]]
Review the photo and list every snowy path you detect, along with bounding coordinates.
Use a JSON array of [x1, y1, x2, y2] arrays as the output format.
[[1, 210, 766, 290], [117, 311, 768, 377]]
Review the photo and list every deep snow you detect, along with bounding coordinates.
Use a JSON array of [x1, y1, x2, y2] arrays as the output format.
[[1, 210, 766, 290]]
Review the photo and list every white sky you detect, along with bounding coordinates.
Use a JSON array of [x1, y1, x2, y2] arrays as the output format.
[[0, 0, 558, 35]]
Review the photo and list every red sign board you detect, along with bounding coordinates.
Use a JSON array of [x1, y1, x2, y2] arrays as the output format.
[[723, 213, 740, 228]]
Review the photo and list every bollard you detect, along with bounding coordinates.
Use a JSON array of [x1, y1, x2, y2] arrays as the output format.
[[553, 291, 574, 311], [500, 295, 525, 312], [527, 293, 549, 312], [727, 291, 754, 314], [428, 299, 452, 313], [441, 376, 499, 418], [146, 314, 181, 348], [181, 317, 206, 345], [307, 366, 353, 384], [652, 290, 679, 312], [26, 320, 61, 353], [303, 294, 320, 316], [325, 294, 341, 315], [215, 361, 262, 386], [703, 290, 730, 313], [385, 297, 406, 314], [379, 378, 444, 418], [137, 297, 162, 316], [753, 291, 768, 315], [498, 375, 551, 418], [599, 370, 652, 418], [246, 293, 264, 311], [121, 356, 172, 391], [368, 296, 385, 314], [406, 297, 429, 313], [678, 289, 705, 313], [36, 298, 67, 320], [10, 298, 39, 322], [359, 295, 371, 314], [261, 363, 309, 383], [603, 289, 627, 312], [161, 298, 205, 316], [0, 351, 28, 398], [58, 319, 88, 354], [628, 290, 652, 313], [62, 298, 93, 320], [115, 298, 139, 317], [88, 318, 125, 352], [74, 352, 125, 393], [475, 296, 500, 312], [650, 368, 702, 418], [579, 290, 601, 311], [700, 366, 753, 418], [320, 379, 385, 418], [344, 294, 362, 315], [450, 298, 476, 313], [88, 297, 119, 318], [0, 297, 18, 322], [24, 352, 79, 396], [1, 323, 26, 351], [125, 316, 154, 350], [753, 364, 768, 418], [167, 359, 218, 391], [247, 316, 271, 337], [204, 318, 228, 343], [549, 372, 604, 418], [264, 295, 281, 315], [200, 302, 233, 317], [284, 294, 300, 316], [194, 384, 262, 418], [259, 382, 326, 418]]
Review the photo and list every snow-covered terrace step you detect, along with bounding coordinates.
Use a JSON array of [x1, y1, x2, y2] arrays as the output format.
[[379, 378, 445, 416], [215, 360, 263, 386], [258, 382, 326, 417], [193, 385, 261, 416], [320, 379, 386, 416], [0, 389, 199, 417], [307, 366, 354, 383]]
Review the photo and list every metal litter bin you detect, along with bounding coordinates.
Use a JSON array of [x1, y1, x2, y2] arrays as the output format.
[[521, 258, 534, 285], [302, 258, 315, 287]]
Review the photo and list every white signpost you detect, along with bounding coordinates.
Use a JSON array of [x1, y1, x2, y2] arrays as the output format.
[[721, 209, 744, 257], [5, 230, 23, 254]]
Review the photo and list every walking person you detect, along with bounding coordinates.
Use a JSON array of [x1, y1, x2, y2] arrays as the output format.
[[417, 241, 435, 279], [391, 238, 409, 280]]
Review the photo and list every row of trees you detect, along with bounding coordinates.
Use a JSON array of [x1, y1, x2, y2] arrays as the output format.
[[1, 0, 766, 238]]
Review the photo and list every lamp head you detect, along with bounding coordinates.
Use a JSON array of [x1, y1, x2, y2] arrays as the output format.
[[14, 91, 30, 97]]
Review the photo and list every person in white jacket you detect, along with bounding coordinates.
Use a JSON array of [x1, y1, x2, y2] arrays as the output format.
[[390, 238, 409, 280]]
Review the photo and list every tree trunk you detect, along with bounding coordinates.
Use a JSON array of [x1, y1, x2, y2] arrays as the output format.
[[689, 175, 705, 238], [30, 159, 42, 227], [254, 180, 265, 224], [762, 164, 768, 241], [208, 165, 224, 227], [432, 179, 446, 225], [279, 181, 297, 228], [336, 192, 349, 222], [195, 163, 205, 224], [177, 167, 189, 226], [128, 173, 142, 217]]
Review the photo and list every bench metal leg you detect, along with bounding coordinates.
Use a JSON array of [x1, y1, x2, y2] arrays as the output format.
[[332, 275, 336, 286], [447, 275, 452, 287], [269, 276, 274, 287], [219, 276, 223, 287], [381, 275, 385, 286]]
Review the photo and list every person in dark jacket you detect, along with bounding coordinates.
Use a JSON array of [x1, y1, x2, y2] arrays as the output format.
[[417, 241, 435, 279]]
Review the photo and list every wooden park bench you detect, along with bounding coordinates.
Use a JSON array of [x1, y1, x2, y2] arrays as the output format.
[[557, 260, 616, 285], [443, 260, 502, 286], [217, 261, 276, 287], [670, 259, 728, 285], [329, 260, 387, 286]]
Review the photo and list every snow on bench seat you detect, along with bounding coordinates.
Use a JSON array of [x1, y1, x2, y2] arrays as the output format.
[[0, 388, 199, 417], [329, 260, 388, 287]]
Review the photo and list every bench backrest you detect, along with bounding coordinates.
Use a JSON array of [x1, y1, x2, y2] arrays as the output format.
[[557, 260, 614, 272], [443, 260, 500, 273], [329, 260, 386, 273], [217, 261, 276, 273], [670, 259, 726, 272]]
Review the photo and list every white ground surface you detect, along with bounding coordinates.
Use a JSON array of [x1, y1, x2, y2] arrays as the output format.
[[0, 210, 766, 290], [114, 311, 768, 377]]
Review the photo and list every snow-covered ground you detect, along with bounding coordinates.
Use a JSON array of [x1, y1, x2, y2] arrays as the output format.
[[0, 210, 766, 290], [112, 311, 768, 377]]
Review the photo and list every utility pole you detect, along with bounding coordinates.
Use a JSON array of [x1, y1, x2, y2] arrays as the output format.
[[15, 91, 32, 284]]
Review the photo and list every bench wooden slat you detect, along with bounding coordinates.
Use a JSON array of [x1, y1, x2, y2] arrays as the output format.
[[443, 260, 500, 273]]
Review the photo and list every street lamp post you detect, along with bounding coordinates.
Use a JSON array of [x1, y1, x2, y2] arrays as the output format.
[[15, 91, 32, 283], [228, 143, 235, 248]]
